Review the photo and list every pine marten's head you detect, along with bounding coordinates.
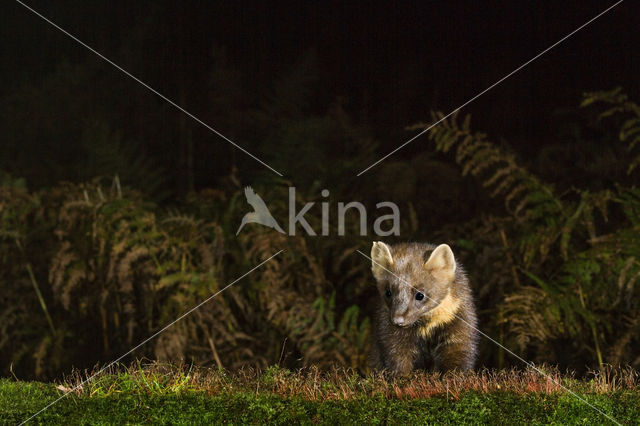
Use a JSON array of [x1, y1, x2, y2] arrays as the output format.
[[370, 242, 459, 328]]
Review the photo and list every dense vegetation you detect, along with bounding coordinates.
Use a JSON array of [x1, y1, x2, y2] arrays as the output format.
[[3, 364, 639, 424], [2, 88, 640, 381]]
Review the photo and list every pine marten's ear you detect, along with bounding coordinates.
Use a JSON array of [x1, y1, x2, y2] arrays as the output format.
[[371, 241, 394, 279], [424, 244, 456, 283]]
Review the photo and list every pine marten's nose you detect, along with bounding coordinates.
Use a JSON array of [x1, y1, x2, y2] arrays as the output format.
[[392, 316, 406, 326]]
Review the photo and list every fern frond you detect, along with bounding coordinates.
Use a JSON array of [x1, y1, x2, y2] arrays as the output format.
[[423, 112, 563, 221], [582, 88, 640, 174]]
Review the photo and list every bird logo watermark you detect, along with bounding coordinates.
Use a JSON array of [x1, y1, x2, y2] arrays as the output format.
[[236, 187, 286, 235]]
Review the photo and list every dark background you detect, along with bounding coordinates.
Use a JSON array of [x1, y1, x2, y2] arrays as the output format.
[[1, 1, 637, 192]]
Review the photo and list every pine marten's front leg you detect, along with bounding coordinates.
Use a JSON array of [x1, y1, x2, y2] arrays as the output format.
[[385, 347, 415, 375], [433, 333, 476, 371], [370, 315, 418, 376]]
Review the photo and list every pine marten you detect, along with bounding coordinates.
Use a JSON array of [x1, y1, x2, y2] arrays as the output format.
[[368, 242, 478, 374]]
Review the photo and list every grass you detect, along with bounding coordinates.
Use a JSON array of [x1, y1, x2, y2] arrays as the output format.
[[2, 363, 639, 425]]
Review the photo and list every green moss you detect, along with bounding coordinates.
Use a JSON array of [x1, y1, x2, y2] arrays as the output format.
[[2, 378, 638, 425]]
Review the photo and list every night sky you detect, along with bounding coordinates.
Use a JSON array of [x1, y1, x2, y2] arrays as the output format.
[[1, 1, 637, 184]]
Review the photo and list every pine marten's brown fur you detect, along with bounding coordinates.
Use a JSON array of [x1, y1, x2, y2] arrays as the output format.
[[368, 242, 478, 374]]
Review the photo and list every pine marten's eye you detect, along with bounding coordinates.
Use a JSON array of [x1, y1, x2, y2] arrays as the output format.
[[385, 289, 392, 298], [415, 292, 425, 301]]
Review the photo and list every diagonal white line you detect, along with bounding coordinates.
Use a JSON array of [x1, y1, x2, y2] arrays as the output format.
[[19, 250, 284, 425], [357, 0, 625, 176], [357, 249, 621, 425], [13, 0, 283, 177]]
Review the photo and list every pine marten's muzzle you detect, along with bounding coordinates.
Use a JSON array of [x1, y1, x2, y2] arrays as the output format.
[[390, 291, 412, 327]]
